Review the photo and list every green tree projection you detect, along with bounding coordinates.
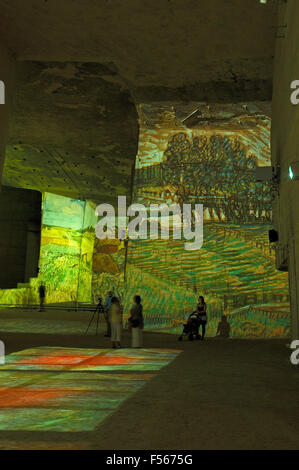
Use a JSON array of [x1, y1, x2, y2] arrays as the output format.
[[162, 133, 271, 224]]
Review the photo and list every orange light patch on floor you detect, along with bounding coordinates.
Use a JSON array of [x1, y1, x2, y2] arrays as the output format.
[[18, 354, 91, 366], [0, 347, 181, 432], [0, 387, 79, 408]]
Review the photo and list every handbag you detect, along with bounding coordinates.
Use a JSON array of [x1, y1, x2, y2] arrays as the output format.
[[199, 315, 207, 322], [131, 318, 140, 328]]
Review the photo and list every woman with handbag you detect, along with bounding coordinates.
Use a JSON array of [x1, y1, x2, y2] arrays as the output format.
[[196, 296, 208, 340], [128, 295, 144, 348], [110, 296, 122, 349]]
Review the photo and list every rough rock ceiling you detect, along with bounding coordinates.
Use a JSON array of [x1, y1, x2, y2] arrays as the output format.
[[0, 0, 277, 101], [4, 61, 138, 205], [0, 0, 277, 204]]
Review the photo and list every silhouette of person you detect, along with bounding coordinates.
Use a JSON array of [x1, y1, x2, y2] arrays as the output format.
[[128, 295, 144, 348], [104, 291, 113, 337], [216, 315, 230, 338], [196, 296, 207, 340], [38, 284, 46, 312]]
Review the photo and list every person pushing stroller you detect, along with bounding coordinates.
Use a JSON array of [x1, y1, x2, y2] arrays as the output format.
[[178, 296, 208, 341], [195, 296, 207, 341]]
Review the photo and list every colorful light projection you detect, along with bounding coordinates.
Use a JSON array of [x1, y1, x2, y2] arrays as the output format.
[[37, 194, 97, 303], [0, 103, 290, 339], [91, 238, 126, 304], [0, 439, 89, 451], [121, 103, 290, 338], [0, 193, 97, 306], [0, 347, 180, 431], [1, 347, 181, 372]]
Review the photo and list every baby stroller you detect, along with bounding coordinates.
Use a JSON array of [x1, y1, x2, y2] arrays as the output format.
[[178, 313, 201, 341]]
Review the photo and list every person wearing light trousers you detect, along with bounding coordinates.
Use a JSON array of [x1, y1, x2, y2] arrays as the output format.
[[109, 297, 122, 349], [129, 295, 144, 348]]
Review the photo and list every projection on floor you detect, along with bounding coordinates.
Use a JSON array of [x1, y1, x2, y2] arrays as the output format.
[[0, 347, 180, 431], [116, 103, 290, 338]]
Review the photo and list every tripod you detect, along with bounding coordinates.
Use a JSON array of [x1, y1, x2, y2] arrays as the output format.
[[85, 298, 106, 336]]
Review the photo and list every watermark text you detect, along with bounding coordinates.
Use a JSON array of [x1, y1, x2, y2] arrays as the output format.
[[290, 80, 299, 105], [0, 80, 5, 104], [290, 340, 299, 365], [0, 340, 5, 365], [95, 196, 203, 251]]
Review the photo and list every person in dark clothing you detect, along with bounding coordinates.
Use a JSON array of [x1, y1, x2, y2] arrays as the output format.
[[104, 291, 113, 337], [128, 295, 144, 348], [38, 284, 46, 312], [196, 295, 207, 340]]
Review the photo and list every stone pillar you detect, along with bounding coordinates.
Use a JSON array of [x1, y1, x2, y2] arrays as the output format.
[[0, 187, 41, 289], [271, 0, 299, 339], [288, 239, 299, 339], [0, 44, 15, 186]]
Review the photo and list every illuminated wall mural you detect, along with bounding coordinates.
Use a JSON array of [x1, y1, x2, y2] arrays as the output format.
[[37, 193, 97, 303], [123, 103, 290, 338], [91, 238, 126, 305], [0, 193, 97, 306], [0, 103, 291, 339]]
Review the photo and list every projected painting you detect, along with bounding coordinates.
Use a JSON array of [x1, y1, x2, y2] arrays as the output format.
[[91, 238, 126, 305], [35, 193, 97, 303], [124, 103, 290, 338], [0, 193, 97, 306], [0, 347, 180, 432]]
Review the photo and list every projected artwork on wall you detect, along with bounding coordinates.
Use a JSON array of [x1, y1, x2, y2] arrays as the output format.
[[91, 238, 126, 305], [0, 193, 97, 306], [37, 193, 97, 303], [122, 103, 290, 338], [0, 347, 180, 432], [0, 103, 291, 339]]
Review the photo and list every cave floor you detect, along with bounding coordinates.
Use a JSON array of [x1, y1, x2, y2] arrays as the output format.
[[0, 309, 298, 450]]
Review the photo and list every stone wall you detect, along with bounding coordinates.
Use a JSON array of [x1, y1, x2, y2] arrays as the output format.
[[271, 0, 299, 339], [0, 186, 41, 289]]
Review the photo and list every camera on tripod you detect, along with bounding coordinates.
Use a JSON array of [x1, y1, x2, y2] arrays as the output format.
[[85, 296, 106, 335]]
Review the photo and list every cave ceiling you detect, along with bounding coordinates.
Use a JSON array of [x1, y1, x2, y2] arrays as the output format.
[[0, 0, 277, 205]]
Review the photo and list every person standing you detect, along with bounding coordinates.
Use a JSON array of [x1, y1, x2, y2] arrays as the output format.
[[104, 291, 113, 337], [128, 295, 144, 348], [38, 284, 46, 312], [196, 295, 207, 340], [109, 297, 122, 349]]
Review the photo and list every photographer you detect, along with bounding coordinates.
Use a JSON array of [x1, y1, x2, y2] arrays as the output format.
[[196, 296, 208, 341], [38, 284, 46, 312]]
